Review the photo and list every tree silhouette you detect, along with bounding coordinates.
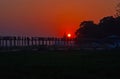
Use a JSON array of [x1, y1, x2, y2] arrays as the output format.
[[75, 21, 98, 39], [98, 16, 116, 37], [75, 2, 120, 47], [75, 16, 120, 40], [115, 2, 120, 17], [114, 16, 120, 36]]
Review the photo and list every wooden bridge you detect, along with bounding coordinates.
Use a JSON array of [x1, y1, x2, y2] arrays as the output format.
[[0, 36, 119, 52], [0, 36, 75, 51]]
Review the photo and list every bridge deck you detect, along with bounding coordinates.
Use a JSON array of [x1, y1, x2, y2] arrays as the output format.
[[0, 36, 75, 51]]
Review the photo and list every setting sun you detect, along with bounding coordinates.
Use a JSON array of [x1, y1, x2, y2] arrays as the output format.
[[67, 33, 71, 38]]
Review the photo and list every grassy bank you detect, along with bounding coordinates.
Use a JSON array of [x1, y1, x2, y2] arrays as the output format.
[[0, 50, 120, 79]]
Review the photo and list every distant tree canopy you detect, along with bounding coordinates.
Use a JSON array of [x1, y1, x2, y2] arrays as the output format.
[[75, 16, 120, 39], [115, 3, 120, 17], [75, 21, 98, 38]]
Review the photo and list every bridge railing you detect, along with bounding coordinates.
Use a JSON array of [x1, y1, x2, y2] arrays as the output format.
[[0, 36, 75, 48]]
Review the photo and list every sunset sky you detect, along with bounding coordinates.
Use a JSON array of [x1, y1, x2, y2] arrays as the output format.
[[0, 0, 119, 37]]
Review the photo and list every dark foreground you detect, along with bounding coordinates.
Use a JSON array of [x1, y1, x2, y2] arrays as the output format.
[[0, 50, 120, 79]]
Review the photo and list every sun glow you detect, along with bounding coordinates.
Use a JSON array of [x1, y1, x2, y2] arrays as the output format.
[[67, 33, 71, 38]]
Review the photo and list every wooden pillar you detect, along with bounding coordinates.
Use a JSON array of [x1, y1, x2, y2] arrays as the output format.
[[70, 38, 73, 46], [5, 37, 8, 47], [21, 37, 24, 46], [26, 37, 30, 46], [36, 37, 39, 46], [37, 37, 39, 46], [42, 38, 44, 45], [32, 37, 35, 46], [0, 37, 3, 47], [54, 38, 57, 46], [0, 37, 2, 47], [34, 37, 37, 46], [58, 38, 60, 46], [63, 38, 66, 46], [51, 38, 53, 46], [3, 37, 6, 47], [48, 38, 51, 46], [9, 37, 12, 47], [67, 38, 70, 46], [46, 38, 48, 46], [22, 37, 24, 46], [31, 37, 34, 46], [0, 37, 1, 47], [24, 37, 27, 46], [48, 39, 51, 46], [1, 37, 3, 47], [60, 38, 62, 46], [13, 37, 17, 47], [17, 36, 21, 47], [38, 38, 41, 46], [45, 38, 47, 45]]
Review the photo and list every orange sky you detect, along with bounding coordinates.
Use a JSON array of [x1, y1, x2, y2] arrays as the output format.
[[0, 0, 119, 37]]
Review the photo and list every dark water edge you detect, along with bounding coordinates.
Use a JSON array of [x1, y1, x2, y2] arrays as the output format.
[[0, 50, 120, 79]]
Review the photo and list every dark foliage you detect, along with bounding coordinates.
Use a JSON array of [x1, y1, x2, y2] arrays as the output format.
[[75, 16, 120, 39], [75, 21, 98, 38]]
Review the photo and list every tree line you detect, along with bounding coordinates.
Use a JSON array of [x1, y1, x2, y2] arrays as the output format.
[[75, 3, 120, 39], [75, 16, 120, 39]]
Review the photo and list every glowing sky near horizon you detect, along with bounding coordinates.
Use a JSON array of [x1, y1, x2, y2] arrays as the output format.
[[0, 0, 119, 37]]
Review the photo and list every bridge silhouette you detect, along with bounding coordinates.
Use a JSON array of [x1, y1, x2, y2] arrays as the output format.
[[0, 36, 119, 52], [0, 36, 75, 51]]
